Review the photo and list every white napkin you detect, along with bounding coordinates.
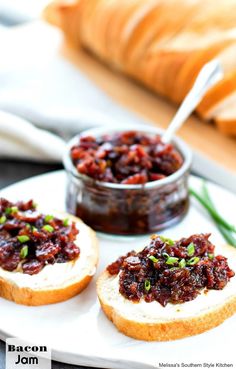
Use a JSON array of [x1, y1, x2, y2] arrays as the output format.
[[0, 110, 65, 162], [0, 22, 148, 162], [0, 0, 50, 24]]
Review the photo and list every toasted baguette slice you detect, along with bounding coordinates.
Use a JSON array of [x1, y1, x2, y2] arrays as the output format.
[[215, 96, 236, 136], [0, 213, 98, 306], [97, 244, 236, 341], [197, 71, 236, 119], [123, 0, 199, 70], [197, 72, 236, 135], [170, 39, 234, 102]]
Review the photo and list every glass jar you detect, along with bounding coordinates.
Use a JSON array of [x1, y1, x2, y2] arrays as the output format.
[[63, 126, 192, 235]]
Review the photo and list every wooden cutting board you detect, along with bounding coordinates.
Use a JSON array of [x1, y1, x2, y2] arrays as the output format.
[[4, 22, 236, 181]]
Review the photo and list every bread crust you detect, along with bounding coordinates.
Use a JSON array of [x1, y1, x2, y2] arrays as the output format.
[[0, 214, 99, 306], [215, 118, 236, 136], [173, 41, 233, 103], [97, 244, 236, 341], [197, 72, 236, 118]]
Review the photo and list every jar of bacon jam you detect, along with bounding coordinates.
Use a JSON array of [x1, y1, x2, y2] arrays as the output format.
[[64, 127, 192, 235]]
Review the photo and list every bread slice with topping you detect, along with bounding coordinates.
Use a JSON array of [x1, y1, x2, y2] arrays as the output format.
[[97, 234, 236, 341], [0, 199, 98, 306]]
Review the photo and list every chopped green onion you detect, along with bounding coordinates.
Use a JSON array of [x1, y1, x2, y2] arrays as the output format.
[[32, 202, 38, 209], [144, 280, 151, 292], [42, 225, 54, 233], [179, 259, 186, 268], [187, 242, 195, 257], [149, 255, 159, 263], [6, 207, 18, 215], [160, 236, 175, 246], [45, 215, 54, 223], [63, 218, 69, 227], [162, 252, 169, 259], [208, 253, 214, 260], [25, 223, 31, 229], [5, 207, 11, 215], [5, 206, 18, 215], [17, 235, 30, 243], [20, 245, 28, 259], [0, 215, 6, 224], [166, 256, 179, 265], [32, 226, 38, 232], [187, 257, 200, 266]]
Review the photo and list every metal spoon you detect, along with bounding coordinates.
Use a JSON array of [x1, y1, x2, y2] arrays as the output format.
[[162, 59, 223, 144]]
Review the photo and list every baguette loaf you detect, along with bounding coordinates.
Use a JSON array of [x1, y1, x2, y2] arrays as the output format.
[[0, 213, 99, 306], [44, 0, 236, 136], [97, 243, 236, 341]]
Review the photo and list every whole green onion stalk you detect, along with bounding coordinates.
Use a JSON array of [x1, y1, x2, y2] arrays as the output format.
[[189, 182, 236, 248]]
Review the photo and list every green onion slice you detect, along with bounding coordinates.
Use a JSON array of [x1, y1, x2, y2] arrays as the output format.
[[160, 236, 175, 246], [63, 218, 69, 227], [187, 242, 195, 257], [42, 225, 54, 233], [179, 259, 186, 268], [20, 245, 28, 259], [45, 215, 54, 223], [187, 257, 200, 266], [144, 280, 151, 292], [148, 255, 159, 263], [5, 207, 12, 215], [0, 215, 6, 224], [17, 235, 30, 243], [208, 253, 214, 260], [5, 207, 18, 215], [166, 256, 179, 265]]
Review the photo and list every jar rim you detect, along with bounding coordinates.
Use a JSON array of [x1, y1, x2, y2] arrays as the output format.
[[63, 125, 192, 190]]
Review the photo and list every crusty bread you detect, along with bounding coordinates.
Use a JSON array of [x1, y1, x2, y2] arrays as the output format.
[[97, 244, 236, 341], [172, 41, 234, 103], [198, 72, 236, 119], [0, 213, 99, 306], [197, 71, 236, 135], [215, 99, 236, 136], [44, 0, 236, 136]]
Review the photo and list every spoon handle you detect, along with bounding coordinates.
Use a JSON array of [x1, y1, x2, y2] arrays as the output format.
[[162, 59, 223, 144]]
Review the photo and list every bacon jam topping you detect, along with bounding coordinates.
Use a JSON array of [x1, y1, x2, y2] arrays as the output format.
[[107, 234, 235, 307], [0, 198, 80, 275], [70, 131, 183, 184]]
